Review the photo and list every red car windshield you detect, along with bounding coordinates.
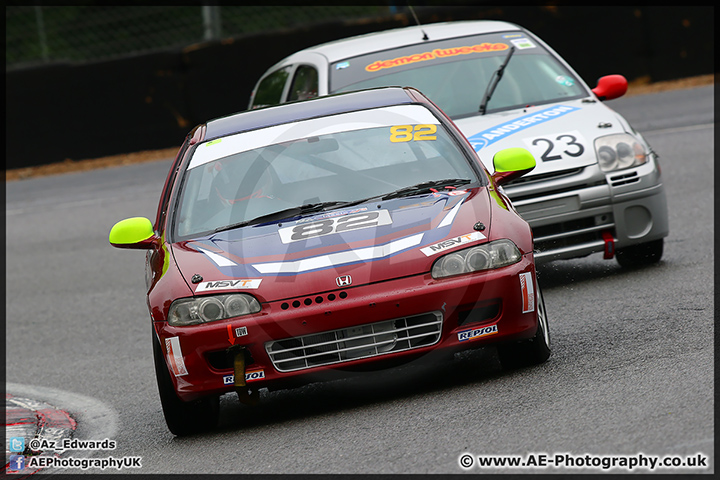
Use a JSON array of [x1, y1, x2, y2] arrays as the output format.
[[173, 104, 482, 239]]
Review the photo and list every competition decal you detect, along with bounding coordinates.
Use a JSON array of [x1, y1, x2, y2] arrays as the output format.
[[366, 42, 509, 72], [510, 37, 536, 49], [420, 231, 486, 256], [466, 105, 580, 151], [165, 337, 188, 377], [278, 209, 393, 244], [522, 130, 587, 163], [389, 124, 437, 142], [195, 278, 262, 292], [519, 272, 535, 313], [458, 323, 498, 342], [223, 369, 265, 385], [227, 324, 248, 345]]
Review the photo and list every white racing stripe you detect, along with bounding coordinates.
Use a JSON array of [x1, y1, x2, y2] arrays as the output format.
[[197, 247, 238, 267], [253, 233, 424, 274]]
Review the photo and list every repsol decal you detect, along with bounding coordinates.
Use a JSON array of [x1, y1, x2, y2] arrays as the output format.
[[223, 369, 265, 385], [278, 209, 392, 244], [466, 105, 580, 151], [457, 324, 498, 342], [420, 232, 486, 256], [195, 278, 262, 292]]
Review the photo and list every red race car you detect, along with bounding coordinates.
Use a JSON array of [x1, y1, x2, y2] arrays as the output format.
[[109, 86, 550, 435]]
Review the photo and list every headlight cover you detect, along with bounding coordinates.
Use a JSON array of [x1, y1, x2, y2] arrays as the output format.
[[168, 294, 261, 326], [431, 239, 521, 279], [594, 133, 648, 172]]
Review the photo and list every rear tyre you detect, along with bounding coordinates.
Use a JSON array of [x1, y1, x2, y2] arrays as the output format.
[[616, 238, 664, 268], [498, 285, 551, 370], [152, 333, 219, 436]]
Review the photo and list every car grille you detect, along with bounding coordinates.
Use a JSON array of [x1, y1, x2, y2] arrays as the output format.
[[609, 170, 640, 187], [506, 167, 584, 187], [265, 312, 443, 372]]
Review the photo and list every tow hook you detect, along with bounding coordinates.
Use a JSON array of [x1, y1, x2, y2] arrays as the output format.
[[227, 345, 259, 406], [602, 231, 615, 259]]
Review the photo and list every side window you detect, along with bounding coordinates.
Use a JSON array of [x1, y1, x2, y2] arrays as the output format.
[[155, 125, 202, 229], [251, 66, 291, 109], [288, 65, 319, 102]]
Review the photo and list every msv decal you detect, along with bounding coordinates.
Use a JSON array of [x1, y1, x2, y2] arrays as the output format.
[[466, 105, 580, 151], [195, 279, 262, 292], [420, 232, 486, 256]]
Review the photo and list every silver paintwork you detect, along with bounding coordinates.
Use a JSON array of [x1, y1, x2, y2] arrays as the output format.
[[249, 20, 669, 263]]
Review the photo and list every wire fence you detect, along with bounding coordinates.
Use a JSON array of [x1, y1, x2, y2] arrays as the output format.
[[5, 5, 397, 70]]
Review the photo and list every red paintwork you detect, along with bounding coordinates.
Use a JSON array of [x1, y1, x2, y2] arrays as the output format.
[[136, 89, 541, 403], [592, 74, 628, 101]]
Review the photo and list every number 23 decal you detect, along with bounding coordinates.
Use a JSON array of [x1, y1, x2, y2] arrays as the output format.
[[527, 131, 586, 162]]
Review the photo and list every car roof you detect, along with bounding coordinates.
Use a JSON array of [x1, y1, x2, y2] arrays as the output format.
[[280, 20, 522, 65], [205, 87, 420, 140]]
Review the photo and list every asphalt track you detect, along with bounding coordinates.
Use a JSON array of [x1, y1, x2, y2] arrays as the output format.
[[5, 85, 714, 474]]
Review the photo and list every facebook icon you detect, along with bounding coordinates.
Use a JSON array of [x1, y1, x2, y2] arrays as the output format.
[[9, 455, 26, 471]]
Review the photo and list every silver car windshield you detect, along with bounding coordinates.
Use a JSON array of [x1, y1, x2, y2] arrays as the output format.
[[330, 31, 587, 118], [173, 105, 481, 239]]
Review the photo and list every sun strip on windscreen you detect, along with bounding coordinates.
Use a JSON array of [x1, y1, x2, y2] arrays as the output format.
[[188, 105, 440, 170]]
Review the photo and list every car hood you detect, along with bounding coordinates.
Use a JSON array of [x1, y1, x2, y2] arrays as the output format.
[[454, 98, 629, 176], [170, 189, 494, 302]]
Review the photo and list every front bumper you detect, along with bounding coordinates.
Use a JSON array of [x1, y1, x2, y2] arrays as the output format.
[[506, 158, 668, 263], [155, 255, 539, 401]]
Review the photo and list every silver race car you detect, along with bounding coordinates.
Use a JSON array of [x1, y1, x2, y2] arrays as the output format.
[[249, 20, 668, 267]]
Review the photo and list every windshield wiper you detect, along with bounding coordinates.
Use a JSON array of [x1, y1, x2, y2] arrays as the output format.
[[212, 201, 347, 233], [381, 178, 472, 200], [478, 46, 515, 115]]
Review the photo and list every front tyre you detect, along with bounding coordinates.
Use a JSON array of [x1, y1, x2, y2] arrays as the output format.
[[616, 238, 664, 268], [152, 332, 219, 436], [498, 285, 551, 370]]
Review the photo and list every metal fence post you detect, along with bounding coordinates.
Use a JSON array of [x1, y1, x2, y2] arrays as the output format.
[[34, 5, 49, 62], [202, 5, 221, 41]]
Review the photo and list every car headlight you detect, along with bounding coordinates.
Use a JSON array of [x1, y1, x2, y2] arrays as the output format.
[[431, 239, 521, 279], [168, 294, 261, 326], [595, 133, 648, 172]]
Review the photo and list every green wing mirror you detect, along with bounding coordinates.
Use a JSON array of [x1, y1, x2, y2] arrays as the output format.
[[109, 217, 158, 249], [491, 147, 536, 186]]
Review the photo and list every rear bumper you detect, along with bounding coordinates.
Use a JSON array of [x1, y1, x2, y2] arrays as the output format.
[[155, 254, 539, 401]]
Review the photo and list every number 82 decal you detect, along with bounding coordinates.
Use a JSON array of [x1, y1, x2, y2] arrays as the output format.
[[278, 210, 393, 244], [390, 124, 437, 142]]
